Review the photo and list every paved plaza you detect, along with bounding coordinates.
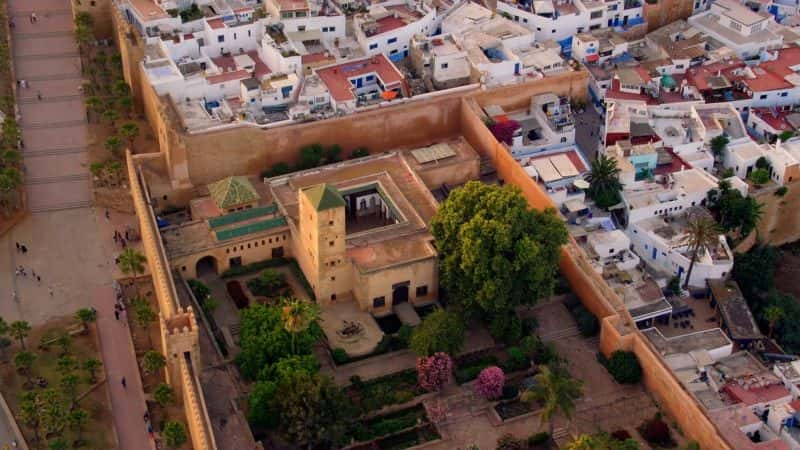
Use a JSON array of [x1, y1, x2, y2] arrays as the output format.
[[0, 1, 152, 449]]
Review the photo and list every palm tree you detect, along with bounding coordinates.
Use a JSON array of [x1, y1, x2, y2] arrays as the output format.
[[85, 96, 103, 122], [141, 350, 166, 375], [521, 365, 583, 437], [740, 197, 764, 238], [9, 320, 31, 350], [119, 122, 140, 151], [104, 135, 123, 158], [118, 248, 146, 294], [68, 408, 89, 447], [682, 215, 720, 289], [14, 350, 37, 388], [0, 316, 10, 362], [102, 109, 119, 128], [0, 167, 23, 215], [75, 308, 97, 333], [84, 358, 102, 384], [710, 135, 729, 162], [764, 305, 785, 339], [586, 155, 623, 209], [60, 372, 79, 410], [280, 296, 320, 354]]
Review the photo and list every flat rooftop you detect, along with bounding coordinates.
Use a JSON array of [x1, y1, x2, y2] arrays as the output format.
[[642, 327, 732, 356]]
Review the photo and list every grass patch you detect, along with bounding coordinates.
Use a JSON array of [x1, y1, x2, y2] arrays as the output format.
[[347, 370, 425, 414]]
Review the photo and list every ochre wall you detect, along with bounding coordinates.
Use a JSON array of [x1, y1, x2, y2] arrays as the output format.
[[753, 181, 800, 246], [72, 0, 113, 39], [457, 97, 733, 450], [642, 0, 694, 31]]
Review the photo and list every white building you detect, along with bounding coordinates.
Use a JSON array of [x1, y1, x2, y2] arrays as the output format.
[[354, 0, 437, 60], [688, 0, 783, 60]]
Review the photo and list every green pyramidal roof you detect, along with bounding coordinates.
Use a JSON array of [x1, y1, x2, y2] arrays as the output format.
[[207, 176, 260, 210], [303, 183, 345, 211]]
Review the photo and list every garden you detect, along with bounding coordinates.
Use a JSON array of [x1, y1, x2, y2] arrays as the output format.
[[0, 312, 114, 449]]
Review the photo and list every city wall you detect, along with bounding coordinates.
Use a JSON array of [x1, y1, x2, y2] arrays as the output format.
[[458, 97, 733, 450], [127, 151, 217, 450], [72, 0, 113, 39], [642, 0, 694, 31], [753, 181, 800, 247]]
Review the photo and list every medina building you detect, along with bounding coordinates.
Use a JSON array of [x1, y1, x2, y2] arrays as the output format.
[[160, 138, 481, 314]]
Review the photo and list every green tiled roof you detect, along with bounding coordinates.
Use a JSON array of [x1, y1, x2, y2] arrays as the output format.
[[208, 204, 277, 228], [303, 183, 345, 211], [207, 176, 260, 210], [215, 216, 288, 241]]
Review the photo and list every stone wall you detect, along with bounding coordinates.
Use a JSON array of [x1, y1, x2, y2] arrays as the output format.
[[72, 0, 113, 39], [753, 181, 800, 246], [457, 97, 733, 450], [642, 0, 694, 31], [127, 151, 217, 450]]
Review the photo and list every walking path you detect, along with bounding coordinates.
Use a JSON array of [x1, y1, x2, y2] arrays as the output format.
[[0, 1, 152, 448]]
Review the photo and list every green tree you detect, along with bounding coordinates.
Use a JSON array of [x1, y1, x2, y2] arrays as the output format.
[[410, 309, 465, 356], [748, 168, 770, 186], [296, 144, 324, 170], [48, 438, 69, 450], [682, 215, 720, 289], [604, 351, 642, 384], [0, 167, 23, 215], [565, 433, 638, 450], [19, 391, 43, 446], [9, 320, 31, 350], [131, 297, 156, 327], [587, 155, 623, 209], [273, 372, 354, 448], [14, 350, 37, 388], [764, 305, 785, 339], [60, 372, 80, 410], [0, 316, 9, 361], [68, 408, 89, 447], [84, 358, 102, 384], [247, 380, 279, 429], [119, 121, 140, 150], [266, 162, 291, 178], [280, 297, 320, 355], [55, 333, 73, 356], [154, 382, 176, 406], [430, 182, 567, 342], [75, 307, 97, 333], [710, 135, 729, 160], [56, 355, 78, 375], [102, 109, 119, 128], [118, 95, 134, 118], [521, 365, 582, 437], [162, 421, 188, 448], [104, 135, 123, 158], [118, 248, 146, 293], [350, 147, 369, 159], [141, 350, 166, 375], [236, 303, 320, 380], [85, 96, 103, 122]]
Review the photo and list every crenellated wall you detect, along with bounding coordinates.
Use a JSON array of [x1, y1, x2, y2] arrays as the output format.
[[127, 151, 217, 450]]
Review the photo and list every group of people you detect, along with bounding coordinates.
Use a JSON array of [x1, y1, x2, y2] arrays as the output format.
[[12, 242, 53, 302]]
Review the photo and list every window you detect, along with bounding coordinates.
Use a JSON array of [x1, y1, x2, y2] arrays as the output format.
[[330, 26, 336, 32], [217, 35, 224, 43], [297, 25, 306, 31], [536, 27, 541, 32], [331, 276, 336, 281], [322, 27, 329, 32], [248, 30, 251, 37], [329, 241, 334, 246], [390, 49, 398, 55], [366, 75, 375, 81], [729, 21, 742, 32], [369, 43, 378, 50], [387, 37, 397, 44], [373, 296, 386, 307], [780, 92, 788, 97], [331, 294, 336, 301], [441, 63, 448, 69], [416, 285, 428, 297], [760, 94, 768, 99], [233, 33, 237, 40], [329, 220, 334, 225]]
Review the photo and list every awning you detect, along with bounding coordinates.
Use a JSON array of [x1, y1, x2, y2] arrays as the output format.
[[586, 54, 599, 63], [381, 90, 398, 100]]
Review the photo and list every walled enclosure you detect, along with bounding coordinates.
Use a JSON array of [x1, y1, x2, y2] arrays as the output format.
[[753, 182, 800, 246]]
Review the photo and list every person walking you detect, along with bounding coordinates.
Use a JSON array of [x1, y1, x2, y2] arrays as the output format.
[[15, 242, 20, 252], [20, 245, 27, 254], [121, 377, 127, 388], [114, 309, 120, 320], [48, 286, 53, 297], [36, 91, 42, 101]]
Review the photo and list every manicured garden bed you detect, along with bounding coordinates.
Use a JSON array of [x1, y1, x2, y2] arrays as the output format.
[[347, 370, 426, 414], [347, 406, 440, 450], [454, 354, 499, 384], [494, 398, 535, 420]]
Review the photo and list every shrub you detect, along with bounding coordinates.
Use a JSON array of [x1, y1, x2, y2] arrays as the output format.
[[416, 352, 453, 392], [503, 347, 529, 372], [350, 147, 370, 159], [331, 348, 349, 365], [748, 168, 770, 186], [776, 186, 789, 197], [265, 162, 291, 178], [605, 351, 643, 384], [611, 430, 632, 441], [475, 366, 505, 400], [496, 433, 526, 450], [570, 304, 599, 337], [519, 336, 537, 358], [410, 309, 465, 356], [397, 325, 414, 346], [528, 432, 550, 446], [521, 316, 538, 335], [246, 269, 287, 297], [394, 390, 415, 404], [638, 416, 672, 446], [489, 120, 521, 145]]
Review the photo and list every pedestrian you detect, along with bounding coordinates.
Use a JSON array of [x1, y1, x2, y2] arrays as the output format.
[[105, 209, 110, 220], [114, 310, 120, 320], [29, 13, 33, 23], [48, 286, 53, 297], [9, 19, 14, 29], [32, 269, 36, 279], [143, 411, 150, 422], [12, 290, 17, 302], [125, 230, 130, 240], [121, 377, 126, 388], [113, 232, 118, 243], [36, 91, 42, 101], [15, 242, 19, 252], [36, 275, 41, 284], [32, 12, 37, 23], [21, 245, 27, 254], [121, 239, 127, 249]]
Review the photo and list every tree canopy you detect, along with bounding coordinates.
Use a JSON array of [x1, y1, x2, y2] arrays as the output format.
[[410, 309, 465, 356], [430, 182, 567, 342], [587, 155, 623, 209]]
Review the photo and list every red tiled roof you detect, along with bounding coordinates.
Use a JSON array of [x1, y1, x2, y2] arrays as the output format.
[[654, 147, 691, 175], [742, 47, 800, 92], [723, 382, 791, 406], [207, 18, 225, 30], [277, 0, 309, 11], [207, 69, 250, 85], [686, 60, 746, 91], [316, 55, 405, 102], [751, 107, 796, 132], [374, 16, 408, 35], [211, 51, 272, 79]]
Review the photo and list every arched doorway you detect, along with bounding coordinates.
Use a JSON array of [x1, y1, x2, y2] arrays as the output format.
[[195, 255, 218, 278], [392, 284, 409, 305]]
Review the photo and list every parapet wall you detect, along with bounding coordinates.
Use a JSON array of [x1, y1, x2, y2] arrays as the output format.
[[126, 151, 217, 450], [457, 97, 733, 450]]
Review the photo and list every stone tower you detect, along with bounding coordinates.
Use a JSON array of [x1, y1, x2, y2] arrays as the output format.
[[298, 184, 351, 305], [160, 306, 201, 387]]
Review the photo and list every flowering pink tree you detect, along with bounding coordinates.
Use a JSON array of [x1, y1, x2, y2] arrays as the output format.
[[475, 366, 505, 399], [416, 352, 453, 392], [489, 120, 521, 145]]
